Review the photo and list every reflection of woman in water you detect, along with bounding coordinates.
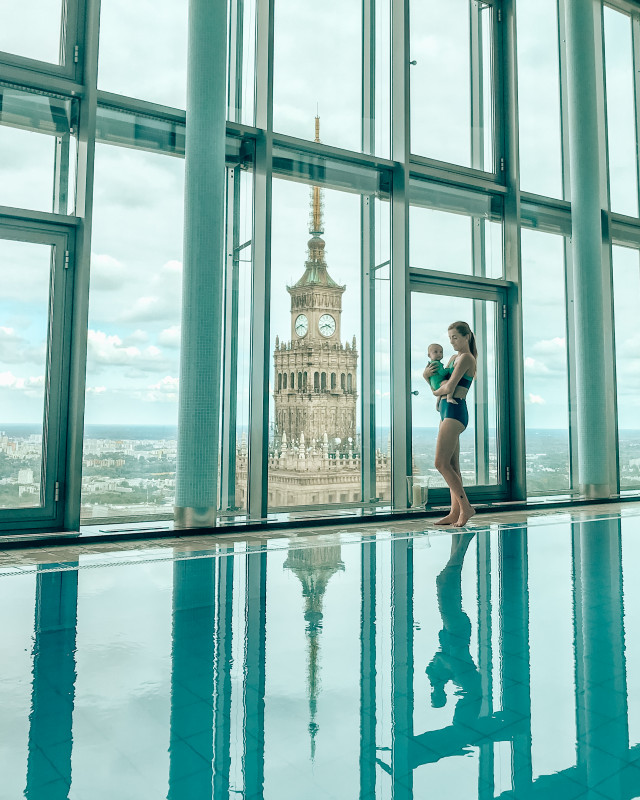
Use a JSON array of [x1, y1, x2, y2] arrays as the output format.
[[426, 532, 482, 727], [423, 321, 477, 528]]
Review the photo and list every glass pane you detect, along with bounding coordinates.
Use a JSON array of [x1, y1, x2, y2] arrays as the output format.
[[410, 183, 503, 279], [411, 0, 494, 170], [613, 244, 640, 490], [267, 175, 374, 510], [604, 7, 638, 218], [81, 145, 184, 523], [373, 198, 392, 504], [410, 292, 499, 492], [220, 168, 253, 517], [517, 0, 563, 198], [273, 0, 371, 154], [227, 0, 258, 127], [0, 0, 62, 64], [0, 87, 78, 214], [0, 238, 52, 509], [521, 229, 571, 496], [98, 0, 188, 108]]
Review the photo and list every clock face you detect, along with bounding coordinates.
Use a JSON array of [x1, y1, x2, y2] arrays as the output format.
[[318, 314, 336, 337], [294, 314, 309, 337]]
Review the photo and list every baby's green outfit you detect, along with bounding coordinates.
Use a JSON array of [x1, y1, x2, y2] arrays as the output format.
[[428, 360, 448, 391]]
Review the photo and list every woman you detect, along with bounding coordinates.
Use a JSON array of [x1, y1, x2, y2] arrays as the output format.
[[423, 321, 477, 527]]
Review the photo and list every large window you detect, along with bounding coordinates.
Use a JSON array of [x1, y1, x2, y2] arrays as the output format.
[[604, 6, 638, 218], [5, 0, 640, 533], [410, 0, 494, 171], [0, 86, 77, 215], [613, 244, 640, 490], [81, 145, 184, 523], [98, 0, 188, 109], [0, 0, 63, 64], [268, 177, 365, 510], [273, 0, 363, 153], [516, 0, 563, 198], [521, 230, 571, 496]]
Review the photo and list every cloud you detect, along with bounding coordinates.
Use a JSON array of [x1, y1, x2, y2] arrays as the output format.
[[87, 330, 169, 372], [90, 253, 127, 291], [158, 325, 181, 348], [531, 337, 566, 355], [528, 393, 546, 405], [525, 337, 567, 376], [144, 376, 179, 402], [117, 261, 183, 323], [86, 386, 107, 394], [0, 326, 46, 365], [0, 372, 44, 396], [122, 330, 149, 345]]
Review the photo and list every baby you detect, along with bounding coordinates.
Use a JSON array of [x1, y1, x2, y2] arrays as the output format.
[[427, 343, 457, 407]]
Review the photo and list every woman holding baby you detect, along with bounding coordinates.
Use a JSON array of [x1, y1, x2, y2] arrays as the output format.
[[423, 321, 477, 528]]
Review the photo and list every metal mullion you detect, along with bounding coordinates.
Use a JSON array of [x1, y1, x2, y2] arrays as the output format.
[[247, 0, 274, 520], [0, 63, 84, 96], [558, 0, 582, 494], [595, 0, 620, 495], [220, 168, 242, 512], [470, 0, 491, 493], [64, 0, 101, 529], [390, 0, 411, 510], [64, 0, 82, 81], [409, 155, 506, 191], [363, 0, 376, 156], [408, 267, 509, 294], [361, 196, 378, 503], [501, 0, 525, 500], [362, 0, 379, 506], [53, 131, 71, 215], [228, 0, 245, 123], [470, 0, 484, 172], [632, 14, 640, 217], [473, 298, 490, 486]]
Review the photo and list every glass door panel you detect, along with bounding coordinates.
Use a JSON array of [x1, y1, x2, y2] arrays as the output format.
[[409, 283, 505, 502], [0, 228, 69, 526]]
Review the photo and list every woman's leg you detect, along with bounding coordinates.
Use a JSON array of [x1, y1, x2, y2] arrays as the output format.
[[436, 436, 461, 524], [434, 419, 475, 527]]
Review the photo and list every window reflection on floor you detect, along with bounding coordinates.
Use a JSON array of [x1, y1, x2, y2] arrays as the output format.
[[2, 508, 640, 798]]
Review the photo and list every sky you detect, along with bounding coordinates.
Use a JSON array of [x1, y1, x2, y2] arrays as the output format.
[[0, 0, 639, 438]]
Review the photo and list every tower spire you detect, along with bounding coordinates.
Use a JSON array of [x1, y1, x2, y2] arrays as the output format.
[[310, 116, 324, 238]]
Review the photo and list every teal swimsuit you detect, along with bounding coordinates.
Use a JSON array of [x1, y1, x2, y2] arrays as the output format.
[[439, 364, 474, 429]]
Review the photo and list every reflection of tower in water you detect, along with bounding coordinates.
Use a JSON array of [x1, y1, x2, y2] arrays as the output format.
[[283, 543, 345, 758]]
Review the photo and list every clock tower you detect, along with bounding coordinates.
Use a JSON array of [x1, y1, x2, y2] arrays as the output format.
[[273, 117, 358, 447]]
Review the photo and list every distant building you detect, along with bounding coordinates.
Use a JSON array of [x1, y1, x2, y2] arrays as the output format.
[[18, 468, 34, 485]]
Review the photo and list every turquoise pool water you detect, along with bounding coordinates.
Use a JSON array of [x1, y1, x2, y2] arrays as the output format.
[[2, 509, 640, 799]]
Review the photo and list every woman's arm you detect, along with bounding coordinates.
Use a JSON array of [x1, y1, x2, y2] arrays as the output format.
[[433, 354, 475, 397], [423, 363, 438, 391]]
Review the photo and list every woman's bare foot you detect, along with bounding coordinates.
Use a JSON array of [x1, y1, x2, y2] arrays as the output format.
[[454, 506, 476, 528], [436, 511, 459, 525]]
